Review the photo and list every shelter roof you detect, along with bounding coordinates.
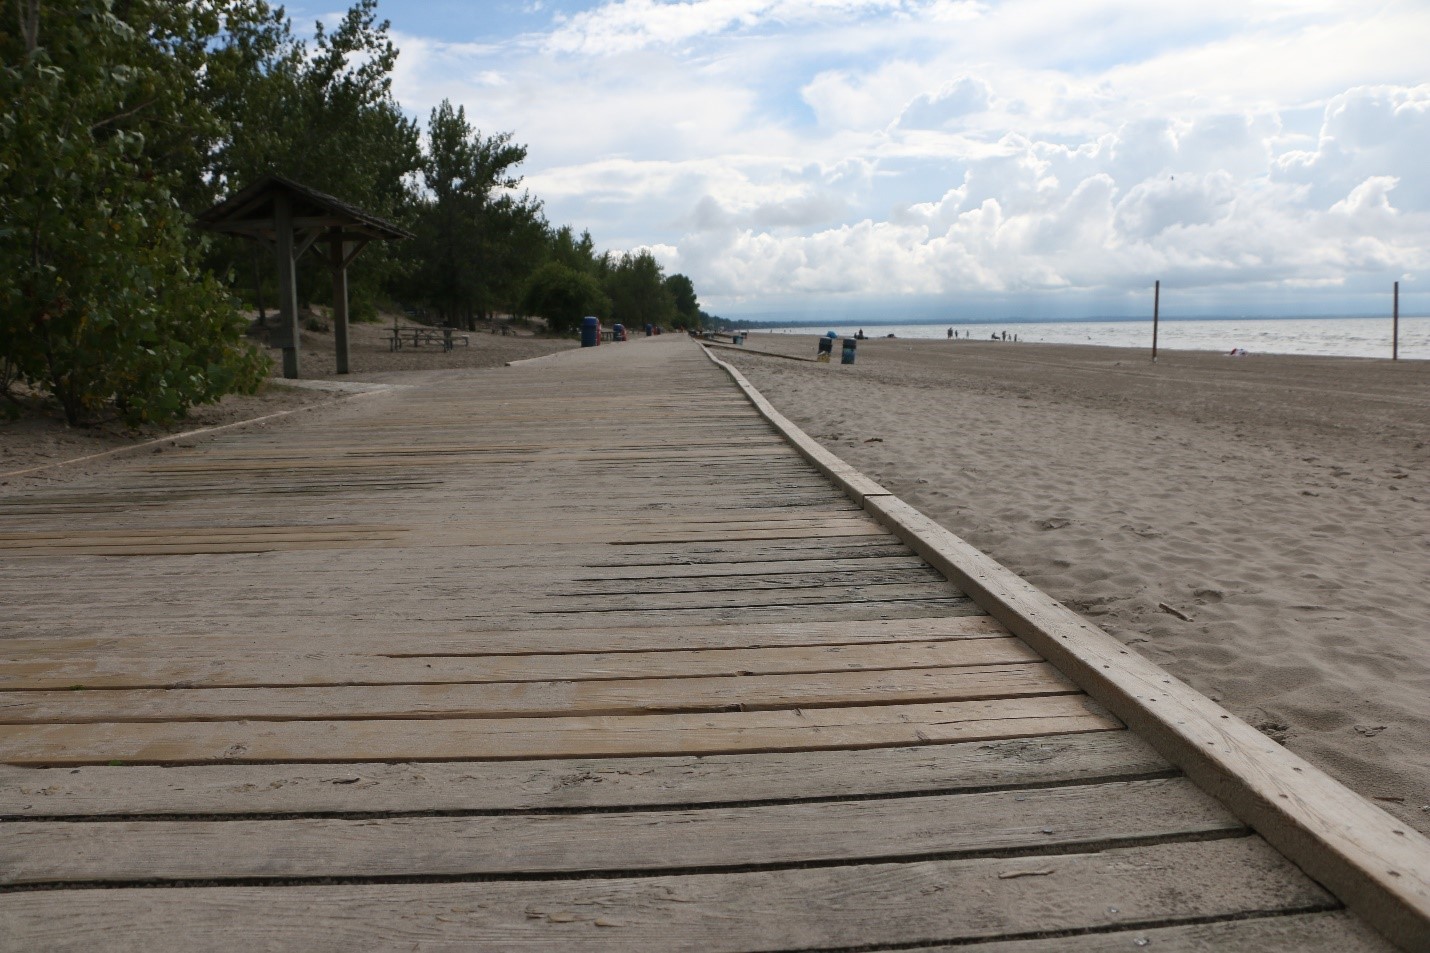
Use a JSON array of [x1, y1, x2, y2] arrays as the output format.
[[196, 173, 412, 243]]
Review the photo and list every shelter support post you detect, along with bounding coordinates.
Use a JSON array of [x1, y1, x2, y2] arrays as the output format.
[[330, 229, 350, 375], [196, 175, 410, 381], [274, 193, 300, 379]]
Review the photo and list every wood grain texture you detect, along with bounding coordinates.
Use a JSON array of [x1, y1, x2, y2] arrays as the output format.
[[2, 778, 1238, 885], [0, 662, 1073, 723], [0, 732, 1170, 816], [907, 912, 1395, 952], [0, 637, 1038, 691], [0, 838, 1336, 953], [0, 695, 1119, 765], [0, 616, 1009, 663]]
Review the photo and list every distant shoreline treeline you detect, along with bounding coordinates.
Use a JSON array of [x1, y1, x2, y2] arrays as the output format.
[[1, 0, 709, 427]]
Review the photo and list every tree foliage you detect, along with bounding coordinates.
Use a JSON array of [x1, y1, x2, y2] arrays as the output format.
[[1, 0, 710, 428], [521, 262, 610, 336], [601, 251, 676, 329], [203, 0, 421, 318], [405, 101, 533, 328], [663, 273, 701, 329], [0, 0, 267, 426]]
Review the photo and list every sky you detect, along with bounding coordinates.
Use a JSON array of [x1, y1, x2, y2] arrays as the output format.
[[289, 0, 1429, 322]]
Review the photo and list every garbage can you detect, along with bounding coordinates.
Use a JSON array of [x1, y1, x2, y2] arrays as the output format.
[[581, 316, 600, 348], [614, 323, 626, 342], [817, 337, 833, 362], [841, 338, 857, 364], [645, 323, 654, 337]]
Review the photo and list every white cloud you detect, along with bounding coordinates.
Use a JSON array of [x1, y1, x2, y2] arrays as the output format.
[[383, 1, 1430, 314], [893, 76, 994, 130], [543, 0, 917, 56]]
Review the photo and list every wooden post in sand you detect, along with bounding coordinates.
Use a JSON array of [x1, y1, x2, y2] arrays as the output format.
[[1152, 280, 1160, 362], [1393, 281, 1400, 361]]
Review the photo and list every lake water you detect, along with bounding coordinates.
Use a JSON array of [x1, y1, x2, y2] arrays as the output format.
[[766, 316, 1429, 360]]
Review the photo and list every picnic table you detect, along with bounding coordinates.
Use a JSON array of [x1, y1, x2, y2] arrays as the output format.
[[387, 325, 470, 352]]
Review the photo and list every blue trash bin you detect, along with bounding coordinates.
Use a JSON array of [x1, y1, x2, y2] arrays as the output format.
[[581, 315, 599, 348], [841, 338, 857, 364]]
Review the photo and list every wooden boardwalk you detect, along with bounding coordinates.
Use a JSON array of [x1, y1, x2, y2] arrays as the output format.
[[0, 337, 1412, 950]]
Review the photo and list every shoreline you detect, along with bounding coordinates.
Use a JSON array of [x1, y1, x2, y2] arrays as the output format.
[[749, 314, 1430, 362], [725, 333, 1430, 835]]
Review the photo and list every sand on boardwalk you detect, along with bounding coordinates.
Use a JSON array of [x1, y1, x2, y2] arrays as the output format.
[[725, 333, 1430, 835], [0, 315, 576, 485]]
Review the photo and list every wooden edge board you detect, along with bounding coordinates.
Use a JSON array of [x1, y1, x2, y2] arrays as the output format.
[[702, 340, 819, 362], [702, 346, 891, 503], [705, 346, 1430, 951]]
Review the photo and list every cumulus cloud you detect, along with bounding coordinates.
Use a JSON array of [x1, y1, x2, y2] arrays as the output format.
[[894, 76, 993, 130], [1275, 85, 1430, 211], [385, 1, 1430, 314]]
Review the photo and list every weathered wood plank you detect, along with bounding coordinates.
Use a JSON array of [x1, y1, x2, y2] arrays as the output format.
[[0, 554, 931, 589], [2, 777, 1238, 885], [0, 839, 1336, 952], [532, 580, 965, 613], [2, 598, 984, 636], [559, 564, 943, 595], [0, 695, 1119, 765], [0, 616, 1007, 661], [1, 582, 971, 626], [0, 514, 894, 556], [0, 635, 1035, 690], [0, 662, 1073, 723], [0, 732, 1170, 816], [0, 537, 919, 584], [907, 911, 1395, 952]]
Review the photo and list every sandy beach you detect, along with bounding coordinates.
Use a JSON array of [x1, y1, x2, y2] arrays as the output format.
[[724, 333, 1430, 835]]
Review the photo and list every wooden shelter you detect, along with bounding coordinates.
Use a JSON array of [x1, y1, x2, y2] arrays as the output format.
[[198, 174, 411, 378]]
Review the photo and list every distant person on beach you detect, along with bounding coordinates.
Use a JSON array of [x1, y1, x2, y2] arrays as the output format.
[[947, 327, 953, 339]]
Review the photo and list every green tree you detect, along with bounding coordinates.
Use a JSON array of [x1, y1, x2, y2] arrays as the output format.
[[407, 101, 531, 328], [520, 262, 610, 336], [602, 250, 677, 330], [0, 0, 267, 426], [547, 225, 600, 274], [663, 273, 701, 329], [203, 0, 421, 318]]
